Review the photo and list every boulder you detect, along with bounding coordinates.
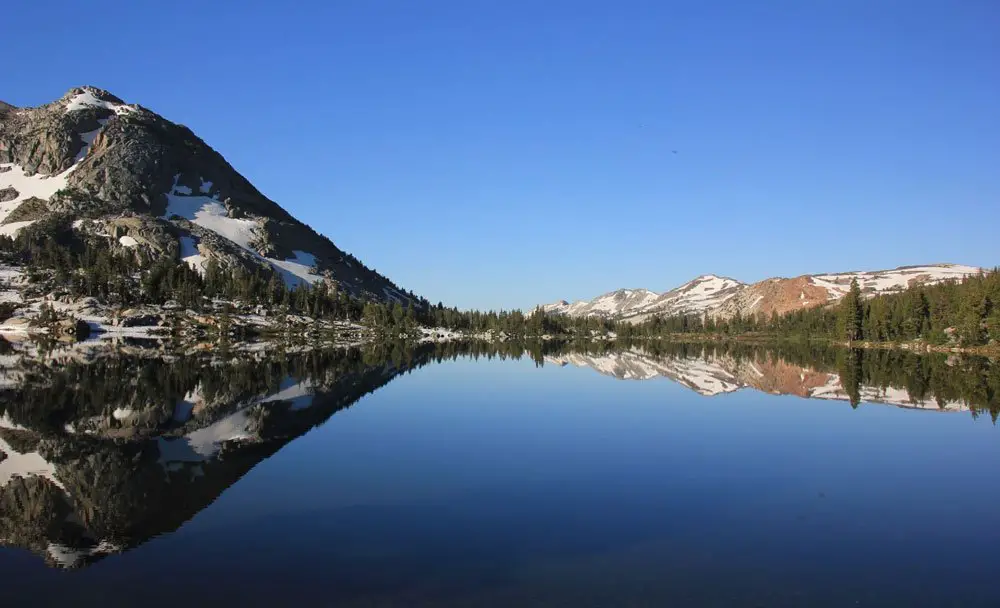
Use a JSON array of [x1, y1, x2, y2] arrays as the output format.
[[120, 314, 163, 328], [53, 318, 91, 341], [74, 297, 101, 311]]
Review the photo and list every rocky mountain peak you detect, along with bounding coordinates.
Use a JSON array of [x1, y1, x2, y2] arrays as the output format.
[[61, 86, 129, 110], [0, 87, 415, 304]]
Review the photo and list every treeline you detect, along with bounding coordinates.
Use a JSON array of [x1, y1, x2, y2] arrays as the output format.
[[0, 226, 617, 337], [419, 304, 615, 336], [0, 225, 379, 320], [0, 225, 426, 328], [620, 271, 1000, 348], [4, 221, 996, 346]]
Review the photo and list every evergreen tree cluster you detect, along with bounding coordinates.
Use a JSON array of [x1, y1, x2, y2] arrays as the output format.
[[417, 304, 616, 337], [0, 228, 375, 322]]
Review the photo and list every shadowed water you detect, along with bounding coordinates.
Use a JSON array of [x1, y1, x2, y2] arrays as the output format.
[[1, 338, 998, 606]]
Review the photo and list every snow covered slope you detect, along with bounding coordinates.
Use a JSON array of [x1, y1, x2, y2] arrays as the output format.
[[625, 275, 745, 322], [810, 264, 981, 297], [544, 275, 745, 320], [543, 264, 982, 322], [544, 288, 661, 318]]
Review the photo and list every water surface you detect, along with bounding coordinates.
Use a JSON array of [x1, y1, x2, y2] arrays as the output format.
[[1, 341, 998, 606]]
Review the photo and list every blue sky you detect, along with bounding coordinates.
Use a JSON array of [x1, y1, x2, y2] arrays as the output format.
[[5, 0, 998, 310]]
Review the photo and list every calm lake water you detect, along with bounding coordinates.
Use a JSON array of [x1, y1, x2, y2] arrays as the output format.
[[1, 341, 999, 607]]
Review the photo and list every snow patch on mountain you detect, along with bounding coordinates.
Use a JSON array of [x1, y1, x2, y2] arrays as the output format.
[[810, 264, 982, 298], [271, 251, 324, 287], [178, 236, 208, 274], [64, 89, 135, 115], [0, 116, 113, 236], [633, 275, 745, 320], [0, 163, 70, 224], [72, 125, 105, 163], [544, 288, 661, 318], [165, 177, 322, 287], [0, 221, 35, 237], [165, 178, 258, 250]]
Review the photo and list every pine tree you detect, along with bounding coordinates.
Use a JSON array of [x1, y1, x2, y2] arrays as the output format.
[[838, 278, 863, 342], [958, 284, 989, 346]]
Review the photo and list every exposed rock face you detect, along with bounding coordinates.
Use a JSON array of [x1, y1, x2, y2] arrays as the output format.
[[2, 196, 47, 225], [715, 275, 832, 319], [0, 86, 415, 304]]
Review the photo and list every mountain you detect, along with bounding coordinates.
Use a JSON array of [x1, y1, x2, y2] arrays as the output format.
[[543, 275, 745, 320], [0, 86, 412, 304], [542, 264, 982, 322]]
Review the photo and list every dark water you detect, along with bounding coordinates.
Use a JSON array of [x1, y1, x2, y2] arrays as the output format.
[[1, 340, 999, 607]]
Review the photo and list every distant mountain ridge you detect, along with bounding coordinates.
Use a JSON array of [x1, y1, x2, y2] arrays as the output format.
[[543, 264, 983, 322], [0, 86, 413, 304]]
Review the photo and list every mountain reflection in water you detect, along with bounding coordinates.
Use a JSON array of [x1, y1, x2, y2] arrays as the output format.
[[0, 338, 997, 570]]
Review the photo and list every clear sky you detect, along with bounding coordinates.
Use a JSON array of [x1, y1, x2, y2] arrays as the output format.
[[5, 0, 998, 310]]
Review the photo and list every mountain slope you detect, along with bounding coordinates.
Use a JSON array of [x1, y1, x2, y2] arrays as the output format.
[[543, 264, 982, 322], [544, 275, 745, 320], [0, 86, 412, 303]]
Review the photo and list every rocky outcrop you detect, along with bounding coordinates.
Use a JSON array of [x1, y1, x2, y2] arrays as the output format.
[[52, 318, 91, 341], [1, 196, 48, 225], [117, 312, 165, 328], [715, 276, 834, 319]]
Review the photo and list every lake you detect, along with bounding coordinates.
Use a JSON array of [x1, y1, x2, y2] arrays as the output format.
[[1, 340, 999, 607]]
